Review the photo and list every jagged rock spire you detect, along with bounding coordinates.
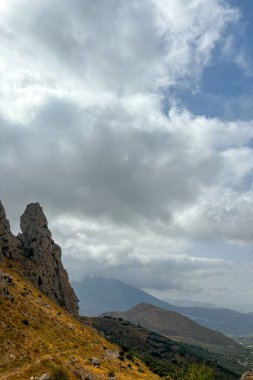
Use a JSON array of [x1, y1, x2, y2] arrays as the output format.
[[0, 201, 79, 317], [19, 202, 79, 317], [20, 203, 51, 262], [0, 201, 11, 233], [0, 201, 19, 259]]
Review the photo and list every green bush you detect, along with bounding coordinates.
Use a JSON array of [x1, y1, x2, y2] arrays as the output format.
[[50, 366, 69, 380], [182, 364, 214, 380]]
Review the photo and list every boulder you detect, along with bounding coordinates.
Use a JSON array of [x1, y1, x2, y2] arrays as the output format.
[[39, 374, 51, 380]]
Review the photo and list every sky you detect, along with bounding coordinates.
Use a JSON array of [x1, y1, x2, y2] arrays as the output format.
[[1, 0, 253, 311]]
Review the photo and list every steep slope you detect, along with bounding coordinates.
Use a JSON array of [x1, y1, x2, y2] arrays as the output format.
[[102, 303, 239, 348], [73, 276, 253, 336], [89, 316, 244, 379], [0, 259, 159, 380], [0, 201, 78, 316]]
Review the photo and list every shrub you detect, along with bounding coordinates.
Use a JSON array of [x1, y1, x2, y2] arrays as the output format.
[[108, 369, 115, 377], [183, 364, 214, 380], [126, 352, 134, 361], [22, 319, 29, 326], [50, 366, 69, 380]]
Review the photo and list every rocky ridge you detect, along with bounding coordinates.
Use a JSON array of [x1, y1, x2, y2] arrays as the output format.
[[0, 201, 78, 317]]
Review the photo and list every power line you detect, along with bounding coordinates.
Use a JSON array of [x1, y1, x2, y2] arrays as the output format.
[[233, 248, 253, 266], [189, 248, 253, 303], [213, 277, 253, 304], [204, 248, 253, 291], [223, 265, 253, 289]]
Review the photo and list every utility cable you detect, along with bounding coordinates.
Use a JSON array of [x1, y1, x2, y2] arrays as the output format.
[[213, 277, 253, 304]]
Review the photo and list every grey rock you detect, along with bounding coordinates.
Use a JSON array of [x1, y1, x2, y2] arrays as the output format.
[[0, 200, 79, 317], [0, 271, 13, 298], [19, 203, 79, 317], [39, 374, 51, 380], [90, 358, 100, 367], [0, 201, 20, 260]]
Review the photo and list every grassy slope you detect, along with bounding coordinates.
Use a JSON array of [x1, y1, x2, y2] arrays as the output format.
[[0, 260, 159, 380]]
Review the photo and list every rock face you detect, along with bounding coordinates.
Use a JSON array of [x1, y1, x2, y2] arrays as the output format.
[[19, 203, 79, 317], [0, 270, 14, 299], [0, 201, 19, 260], [0, 201, 79, 317]]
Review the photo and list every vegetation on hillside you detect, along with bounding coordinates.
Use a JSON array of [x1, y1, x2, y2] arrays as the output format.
[[87, 316, 248, 379]]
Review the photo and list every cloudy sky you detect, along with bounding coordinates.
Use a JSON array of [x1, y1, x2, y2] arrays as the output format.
[[1, 0, 253, 311]]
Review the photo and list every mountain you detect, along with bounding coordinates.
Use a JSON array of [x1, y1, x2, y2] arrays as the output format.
[[0, 200, 159, 380], [0, 201, 78, 316], [0, 200, 250, 379], [73, 276, 253, 336], [173, 306, 253, 337], [88, 315, 247, 379], [101, 303, 239, 348], [72, 276, 171, 316], [166, 298, 215, 308]]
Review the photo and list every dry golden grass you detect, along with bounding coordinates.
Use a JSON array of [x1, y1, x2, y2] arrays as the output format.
[[0, 260, 160, 380]]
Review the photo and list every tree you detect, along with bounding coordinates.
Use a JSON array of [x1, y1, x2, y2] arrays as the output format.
[[183, 364, 214, 380]]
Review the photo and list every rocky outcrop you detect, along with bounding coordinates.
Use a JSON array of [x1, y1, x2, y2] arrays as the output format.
[[0, 201, 79, 317], [18, 203, 79, 317], [0, 201, 19, 260], [0, 270, 14, 299]]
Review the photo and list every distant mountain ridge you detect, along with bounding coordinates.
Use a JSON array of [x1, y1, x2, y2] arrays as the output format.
[[101, 303, 239, 348], [73, 276, 253, 336]]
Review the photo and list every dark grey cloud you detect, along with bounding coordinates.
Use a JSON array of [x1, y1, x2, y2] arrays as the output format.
[[0, 97, 223, 226]]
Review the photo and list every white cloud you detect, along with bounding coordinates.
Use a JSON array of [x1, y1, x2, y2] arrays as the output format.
[[1, 0, 253, 305], [0, 0, 239, 122]]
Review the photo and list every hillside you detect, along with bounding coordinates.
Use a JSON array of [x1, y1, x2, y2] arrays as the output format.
[[88, 316, 244, 379], [73, 277, 253, 336], [0, 259, 159, 380], [102, 303, 239, 348]]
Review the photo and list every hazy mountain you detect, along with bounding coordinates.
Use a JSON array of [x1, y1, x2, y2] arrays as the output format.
[[72, 276, 176, 316], [73, 276, 253, 336], [101, 303, 239, 348], [165, 298, 215, 308]]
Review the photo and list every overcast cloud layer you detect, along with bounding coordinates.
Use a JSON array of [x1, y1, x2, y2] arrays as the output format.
[[1, 0, 253, 309]]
